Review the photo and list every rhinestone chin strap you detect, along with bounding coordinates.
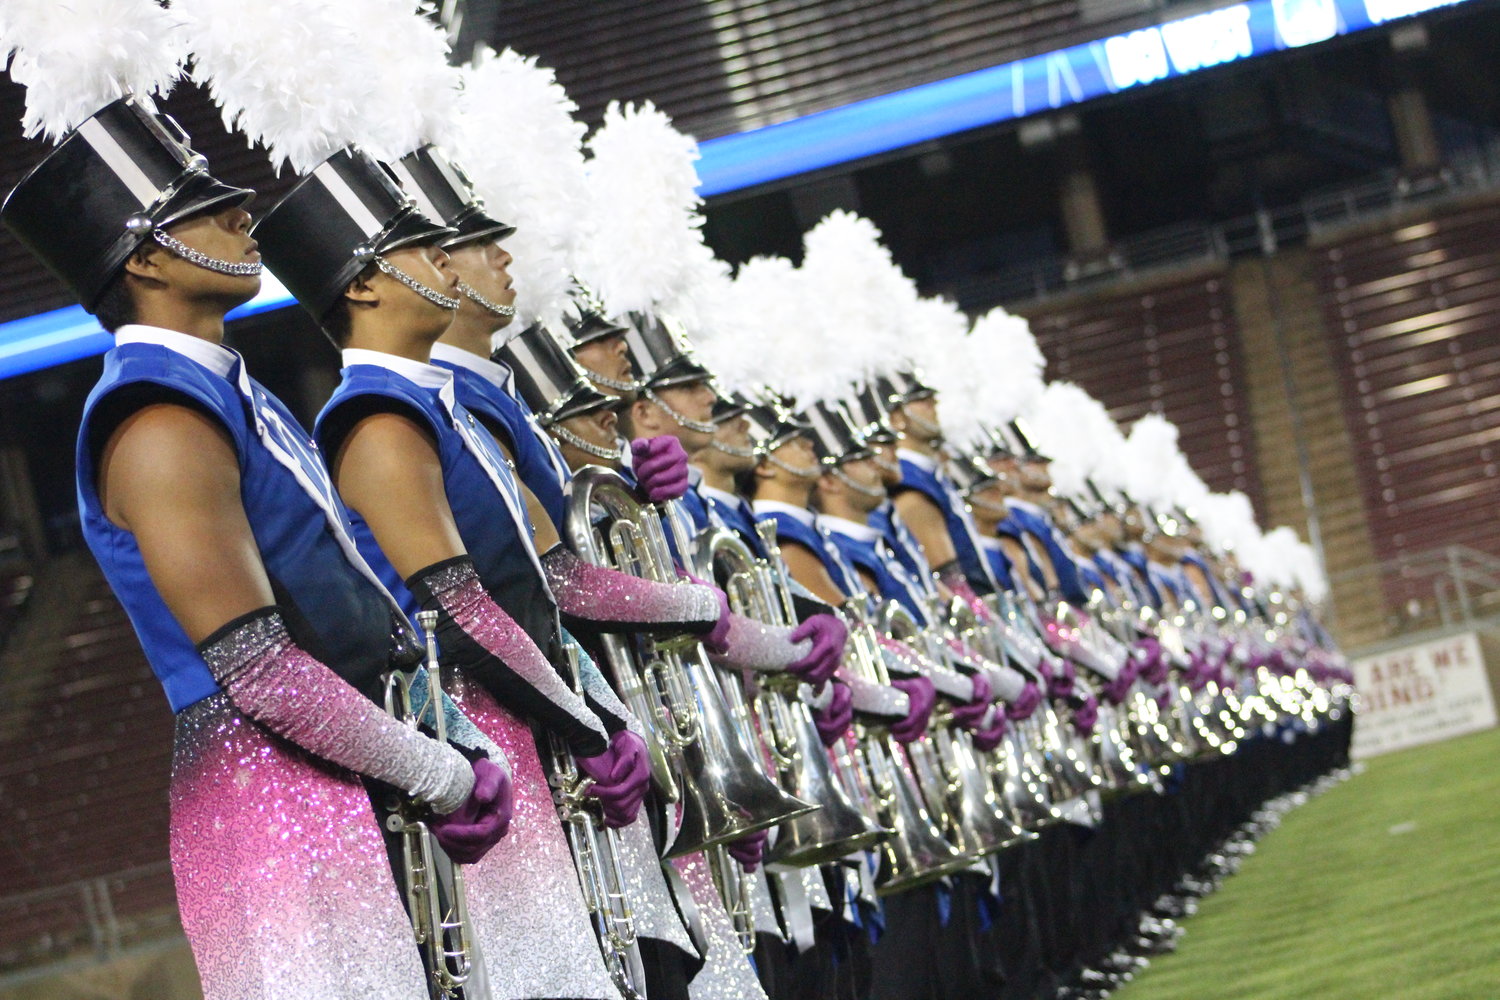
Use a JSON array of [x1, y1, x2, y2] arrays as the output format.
[[965, 493, 1010, 517], [832, 466, 886, 499], [457, 279, 516, 318], [152, 229, 263, 277], [904, 410, 944, 440], [583, 367, 638, 392], [710, 438, 758, 459], [763, 452, 821, 480], [643, 386, 715, 434], [375, 257, 460, 311], [550, 422, 624, 462]]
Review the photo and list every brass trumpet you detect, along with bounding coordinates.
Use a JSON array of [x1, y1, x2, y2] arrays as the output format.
[[382, 610, 475, 999]]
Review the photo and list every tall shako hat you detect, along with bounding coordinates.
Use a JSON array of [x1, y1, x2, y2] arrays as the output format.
[[253, 149, 455, 323], [1009, 417, 1049, 462], [744, 399, 812, 455], [496, 323, 613, 425], [712, 390, 755, 425], [567, 283, 634, 347], [946, 449, 1001, 494], [3, 99, 255, 311], [389, 144, 515, 250], [847, 382, 900, 444], [803, 400, 872, 466], [624, 312, 713, 391], [878, 370, 938, 408], [985, 422, 1022, 459], [0, 0, 253, 312]]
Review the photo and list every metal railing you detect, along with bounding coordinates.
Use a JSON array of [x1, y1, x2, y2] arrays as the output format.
[[1329, 544, 1500, 643]]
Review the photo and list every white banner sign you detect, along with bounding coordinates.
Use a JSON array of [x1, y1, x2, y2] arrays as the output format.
[[1350, 632, 1497, 758]]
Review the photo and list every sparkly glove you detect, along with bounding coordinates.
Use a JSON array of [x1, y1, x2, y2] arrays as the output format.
[[1072, 694, 1100, 735], [678, 571, 733, 654], [631, 436, 690, 502], [708, 613, 812, 674], [726, 829, 770, 872], [432, 758, 513, 864], [978, 661, 1030, 703], [889, 677, 937, 743], [835, 667, 912, 721], [812, 681, 854, 747], [1101, 655, 1141, 705], [1048, 659, 1077, 700], [971, 712, 1009, 753], [541, 546, 722, 639], [407, 556, 609, 759], [578, 730, 652, 828], [950, 674, 993, 730], [787, 614, 846, 687], [197, 607, 475, 814], [1006, 680, 1043, 721], [571, 633, 637, 735], [1134, 637, 1169, 687]]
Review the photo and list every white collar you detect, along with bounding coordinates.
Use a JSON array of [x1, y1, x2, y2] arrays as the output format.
[[687, 464, 703, 487], [752, 499, 814, 527], [115, 324, 237, 379], [818, 514, 880, 542], [341, 348, 451, 390], [1005, 496, 1045, 517], [978, 535, 1006, 553], [699, 484, 741, 507], [430, 341, 513, 393], [897, 448, 937, 473]]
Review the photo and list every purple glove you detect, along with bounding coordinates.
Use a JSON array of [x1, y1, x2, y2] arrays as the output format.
[[1155, 688, 1173, 712], [813, 681, 854, 747], [1134, 637, 1169, 687], [889, 676, 937, 743], [579, 730, 652, 828], [1184, 649, 1212, 692], [631, 436, 690, 502], [788, 614, 846, 687], [950, 674, 993, 730], [726, 829, 770, 872], [1102, 655, 1141, 705], [1073, 694, 1099, 735], [971, 713, 1009, 753], [1006, 680, 1043, 721], [432, 758, 513, 864], [1048, 659, 1077, 700]]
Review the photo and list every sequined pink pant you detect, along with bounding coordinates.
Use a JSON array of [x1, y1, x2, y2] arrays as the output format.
[[169, 693, 429, 1000], [449, 674, 619, 1000]]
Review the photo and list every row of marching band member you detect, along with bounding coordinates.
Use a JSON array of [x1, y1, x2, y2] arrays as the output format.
[[0, 3, 1352, 1000]]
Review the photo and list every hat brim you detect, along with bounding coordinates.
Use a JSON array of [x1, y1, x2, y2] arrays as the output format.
[[647, 357, 714, 390], [441, 209, 516, 250], [569, 310, 632, 345], [379, 208, 458, 255], [552, 384, 618, 423]]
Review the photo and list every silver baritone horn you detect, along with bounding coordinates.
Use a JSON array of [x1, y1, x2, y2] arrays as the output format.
[[381, 609, 475, 999], [562, 465, 816, 858]]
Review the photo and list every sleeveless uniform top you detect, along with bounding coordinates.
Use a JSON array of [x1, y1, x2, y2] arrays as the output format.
[[894, 450, 995, 594], [751, 500, 866, 601], [314, 351, 556, 652], [1181, 550, 1231, 610], [430, 342, 571, 532], [1118, 547, 1165, 609], [701, 486, 771, 560], [77, 327, 405, 712], [821, 516, 931, 624], [1003, 498, 1088, 605], [977, 537, 1018, 594], [869, 500, 928, 585]]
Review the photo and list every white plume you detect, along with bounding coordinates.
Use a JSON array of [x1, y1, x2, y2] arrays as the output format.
[[905, 297, 982, 445], [798, 210, 922, 391], [1122, 413, 1194, 508], [175, 0, 381, 173], [1196, 491, 1261, 556], [455, 46, 591, 330], [1290, 540, 1329, 603], [969, 306, 1046, 426], [737, 256, 854, 404], [347, 0, 460, 160], [576, 101, 715, 320], [1023, 382, 1127, 496], [1, 0, 185, 142], [1246, 526, 1303, 592]]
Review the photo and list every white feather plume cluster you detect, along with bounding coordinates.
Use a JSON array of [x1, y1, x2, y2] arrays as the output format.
[[1023, 382, 1127, 496], [969, 306, 1045, 426], [1121, 414, 1194, 508], [1196, 491, 1261, 557], [728, 255, 848, 404], [575, 101, 715, 321], [798, 210, 920, 387], [904, 298, 983, 446], [174, 0, 378, 173], [1, 0, 185, 142], [347, 0, 460, 160], [1244, 526, 1326, 600], [454, 46, 591, 331]]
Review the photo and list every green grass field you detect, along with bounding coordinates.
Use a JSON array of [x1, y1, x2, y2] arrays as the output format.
[[1116, 727, 1500, 1000]]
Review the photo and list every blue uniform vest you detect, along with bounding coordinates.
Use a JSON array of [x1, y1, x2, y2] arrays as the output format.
[[979, 542, 1017, 593], [824, 529, 931, 624], [77, 343, 402, 711], [869, 502, 928, 585], [315, 365, 554, 650], [704, 493, 771, 560], [1118, 548, 1165, 609], [759, 510, 866, 601], [1005, 503, 1088, 605], [433, 356, 570, 531], [895, 457, 993, 593], [1181, 551, 1230, 610]]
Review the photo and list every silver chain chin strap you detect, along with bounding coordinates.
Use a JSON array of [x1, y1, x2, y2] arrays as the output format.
[[710, 438, 758, 459], [551, 422, 625, 461], [152, 229, 264, 277], [965, 493, 1010, 518], [375, 257, 460, 311], [584, 367, 638, 392], [643, 386, 716, 434], [764, 452, 822, 480], [457, 279, 516, 318], [833, 466, 886, 499], [904, 410, 944, 440]]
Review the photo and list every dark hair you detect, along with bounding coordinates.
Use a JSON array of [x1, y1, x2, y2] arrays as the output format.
[[319, 263, 378, 348], [91, 271, 137, 334]]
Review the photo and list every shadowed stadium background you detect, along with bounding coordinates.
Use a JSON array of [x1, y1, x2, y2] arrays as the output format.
[[0, 0, 1497, 995]]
